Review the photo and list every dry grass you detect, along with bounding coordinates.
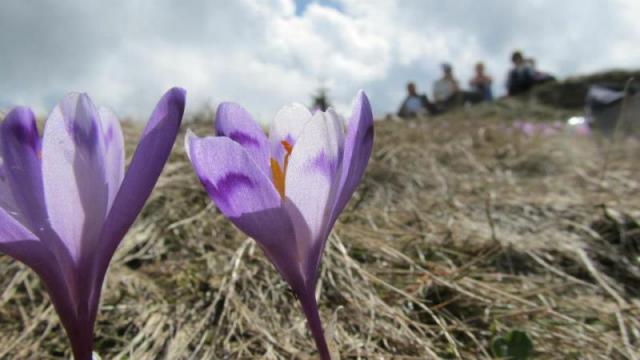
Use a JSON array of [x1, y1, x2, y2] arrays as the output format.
[[0, 100, 639, 359]]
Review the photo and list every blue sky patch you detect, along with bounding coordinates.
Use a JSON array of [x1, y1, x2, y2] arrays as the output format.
[[295, 0, 344, 16]]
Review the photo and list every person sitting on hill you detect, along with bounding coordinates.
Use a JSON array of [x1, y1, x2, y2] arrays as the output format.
[[433, 63, 460, 108], [507, 51, 555, 96], [507, 51, 535, 96], [469, 62, 493, 102], [433, 63, 483, 110], [397, 82, 438, 118], [526, 57, 555, 84]]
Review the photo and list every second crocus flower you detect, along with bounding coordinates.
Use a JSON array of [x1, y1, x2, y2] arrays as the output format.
[[186, 91, 374, 359]]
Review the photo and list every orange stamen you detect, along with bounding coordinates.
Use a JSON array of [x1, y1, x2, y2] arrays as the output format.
[[270, 158, 285, 198], [281, 140, 293, 155], [271, 140, 293, 199]]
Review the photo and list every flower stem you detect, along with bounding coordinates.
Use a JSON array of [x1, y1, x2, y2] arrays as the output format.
[[70, 341, 93, 360], [299, 291, 331, 360], [66, 312, 94, 360]]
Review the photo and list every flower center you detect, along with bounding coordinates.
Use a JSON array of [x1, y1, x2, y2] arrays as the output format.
[[270, 140, 293, 198]]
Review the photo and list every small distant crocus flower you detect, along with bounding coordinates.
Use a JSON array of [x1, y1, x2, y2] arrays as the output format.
[[186, 91, 373, 359], [0, 88, 186, 359]]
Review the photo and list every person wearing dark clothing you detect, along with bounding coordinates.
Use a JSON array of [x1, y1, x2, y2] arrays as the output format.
[[507, 51, 536, 96], [507, 51, 556, 96], [527, 58, 556, 84], [397, 82, 438, 118]]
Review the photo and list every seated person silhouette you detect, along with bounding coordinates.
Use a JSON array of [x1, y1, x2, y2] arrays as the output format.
[[469, 62, 493, 102], [506, 51, 554, 96], [433, 63, 460, 108], [397, 82, 438, 118]]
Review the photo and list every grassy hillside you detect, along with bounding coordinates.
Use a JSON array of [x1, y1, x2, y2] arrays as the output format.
[[0, 102, 638, 359]]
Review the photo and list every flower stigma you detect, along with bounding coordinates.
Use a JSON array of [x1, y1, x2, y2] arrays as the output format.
[[270, 140, 293, 198]]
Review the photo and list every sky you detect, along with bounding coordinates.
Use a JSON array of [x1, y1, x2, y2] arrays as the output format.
[[1, 0, 639, 122]]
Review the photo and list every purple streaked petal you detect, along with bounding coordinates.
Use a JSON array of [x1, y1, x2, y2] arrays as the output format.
[[186, 133, 304, 287], [98, 107, 125, 211], [90, 87, 185, 311], [0, 107, 47, 234], [284, 110, 344, 271], [187, 133, 281, 217], [1, 107, 79, 310], [215, 102, 270, 176], [308, 91, 373, 281], [329, 91, 374, 223], [42, 93, 108, 263], [185, 132, 281, 218], [269, 103, 312, 167], [0, 164, 19, 218]]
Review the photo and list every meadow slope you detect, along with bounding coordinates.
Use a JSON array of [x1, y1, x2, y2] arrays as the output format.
[[0, 100, 639, 359]]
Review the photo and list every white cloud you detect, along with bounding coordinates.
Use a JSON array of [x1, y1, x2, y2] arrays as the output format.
[[0, 0, 639, 121]]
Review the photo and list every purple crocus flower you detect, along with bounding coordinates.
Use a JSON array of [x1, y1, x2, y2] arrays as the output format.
[[0, 88, 186, 359], [186, 91, 373, 359]]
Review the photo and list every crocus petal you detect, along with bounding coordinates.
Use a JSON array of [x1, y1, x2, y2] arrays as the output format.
[[0, 205, 88, 358], [215, 102, 271, 176], [0, 205, 45, 271], [42, 93, 108, 263], [329, 91, 374, 224], [284, 110, 344, 272], [0, 164, 18, 216], [1, 107, 81, 327], [91, 87, 185, 302], [0, 107, 46, 234], [269, 103, 312, 167], [325, 108, 346, 154], [308, 91, 374, 282], [98, 107, 125, 211], [186, 133, 303, 287]]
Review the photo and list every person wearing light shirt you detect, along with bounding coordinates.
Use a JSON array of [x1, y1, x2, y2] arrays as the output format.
[[397, 82, 438, 118], [433, 63, 460, 107]]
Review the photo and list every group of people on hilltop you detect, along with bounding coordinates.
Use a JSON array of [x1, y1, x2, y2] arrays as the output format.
[[398, 50, 554, 118]]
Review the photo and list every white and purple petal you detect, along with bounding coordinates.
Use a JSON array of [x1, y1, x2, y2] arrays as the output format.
[[307, 91, 374, 281], [187, 132, 281, 219], [215, 102, 271, 176], [269, 103, 312, 167], [284, 110, 344, 272], [1, 106, 80, 307], [42, 93, 108, 263], [98, 106, 125, 211]]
